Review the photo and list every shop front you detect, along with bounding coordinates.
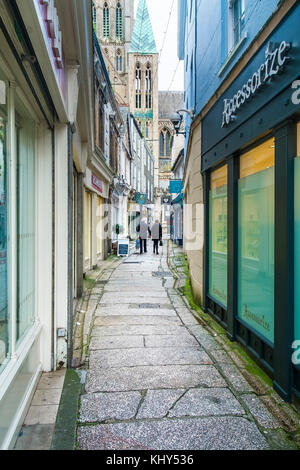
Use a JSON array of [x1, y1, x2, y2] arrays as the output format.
[[202, 3, 300, 401], [84, 167, 109, 272]]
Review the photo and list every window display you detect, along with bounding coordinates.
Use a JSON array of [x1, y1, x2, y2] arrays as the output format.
[[16, 115, 36, 342], [238, 138, 275, 343], [0, 79, 8, 370], [209, 165, 228, 306]]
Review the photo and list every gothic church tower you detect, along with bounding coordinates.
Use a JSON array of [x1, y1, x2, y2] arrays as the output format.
[[93, 0, 135, 105], [128, 0, 159, 189], [94, 0, 160, 210]]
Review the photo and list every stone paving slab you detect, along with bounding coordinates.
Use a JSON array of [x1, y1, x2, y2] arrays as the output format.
[[94, 316, 182, 326], [168, 388, 245, 418], [145, 334, 199, 348], [77, 416, 269, 450], [89, 335, 144, 350], [188, 326, 223, 350], [95, 308, 177, 317], [91, 325, 188, 337], [210, 350, 234, 364], [101, 292, 169, 300], [218, 363, 254, 393], [241, 394, 281, 429], [89, 347, 212, 368], [99, 298, 172, 305], [136, 389, 185, 419], [79, 392, 141, 423], [86, 365, 227, 392]]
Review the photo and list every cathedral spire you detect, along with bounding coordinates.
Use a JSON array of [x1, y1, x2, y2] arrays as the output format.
[[129, 0, 158, 54]]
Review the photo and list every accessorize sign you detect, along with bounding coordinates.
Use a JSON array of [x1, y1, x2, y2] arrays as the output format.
[[221, 41, 291, 128]]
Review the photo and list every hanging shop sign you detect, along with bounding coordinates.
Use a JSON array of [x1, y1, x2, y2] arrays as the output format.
[[135, 193, 147, 205], [91, 173, 103, 194], [161, 196, 171, 205], [169, 180, 183, 194], [221, 41, 291, 128]]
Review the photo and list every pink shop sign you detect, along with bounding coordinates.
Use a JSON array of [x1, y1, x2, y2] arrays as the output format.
[[35, 0, 66, 100], [92, 174, 103, 194]]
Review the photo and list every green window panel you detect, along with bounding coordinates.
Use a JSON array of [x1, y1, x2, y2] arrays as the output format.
[[209, 165, 228, 306], [238, 139, 275, 343]]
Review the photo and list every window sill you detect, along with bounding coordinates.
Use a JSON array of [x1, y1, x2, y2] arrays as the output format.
[[218, 32, 247, 78]]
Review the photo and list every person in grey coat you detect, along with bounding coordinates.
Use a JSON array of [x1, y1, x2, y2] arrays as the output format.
[[151, 220, 162, 255], [136, 218, 151, 254]]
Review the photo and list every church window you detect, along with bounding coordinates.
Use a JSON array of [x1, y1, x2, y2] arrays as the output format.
[[103, 2, 109, 38], [160, 132, 165, 156], [116, 3, 123, 40], [116, 50, 122, 72], [160, 128, 172, 156], [145, 63, 152, 109], [93, 5, 97, 33], [135, 63, 142, 109]]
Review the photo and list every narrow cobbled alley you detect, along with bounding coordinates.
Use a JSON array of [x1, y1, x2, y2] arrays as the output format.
[[75, 243, 299, 450]]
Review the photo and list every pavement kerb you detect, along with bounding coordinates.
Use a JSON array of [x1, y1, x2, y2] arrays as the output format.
[[72, 255, 125, 368], [51, 369, 83, 450], [166, 240, 300, 448]]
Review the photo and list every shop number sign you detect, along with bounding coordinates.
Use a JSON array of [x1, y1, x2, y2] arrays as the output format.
[[221, 41, 291, 128], [92, 173, 103, 194]]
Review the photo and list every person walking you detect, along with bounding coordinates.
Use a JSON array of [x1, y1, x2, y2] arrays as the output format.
[[151, 220, 162, 255], [136, 218, 151, 254]]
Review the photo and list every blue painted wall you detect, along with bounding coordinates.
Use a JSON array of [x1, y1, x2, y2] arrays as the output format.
[[178, 0, 281, 125]]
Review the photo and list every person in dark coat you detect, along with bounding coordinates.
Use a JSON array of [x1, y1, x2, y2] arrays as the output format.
[[151, 220, 162, 255], [136, 218, 151, 254]]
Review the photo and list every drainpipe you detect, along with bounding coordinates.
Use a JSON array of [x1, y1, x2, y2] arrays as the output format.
[[51, 124, 55, 371], [67, 124, 74, 369]]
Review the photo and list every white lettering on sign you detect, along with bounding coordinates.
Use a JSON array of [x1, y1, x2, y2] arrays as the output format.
[[221, 41, 291, 128], [41, 0, 63, 69], [92, 173, 103, 193]]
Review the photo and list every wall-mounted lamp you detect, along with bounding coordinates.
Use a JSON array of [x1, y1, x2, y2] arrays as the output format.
[[170, 108, 195, 137]]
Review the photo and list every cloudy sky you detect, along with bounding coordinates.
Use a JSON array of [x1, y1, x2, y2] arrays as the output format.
[[134, 0, 184, 91]]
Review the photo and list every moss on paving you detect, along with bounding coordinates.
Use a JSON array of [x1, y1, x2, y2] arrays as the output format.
[[51, 369, 82, 450], [175, 252, 274, 392]]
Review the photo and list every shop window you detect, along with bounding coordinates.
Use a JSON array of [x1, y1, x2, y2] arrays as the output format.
[[295, 123, 300, 345], [96, 196, 103, 256], [238, 138, 275, 343], [103, 2, 109, 38], [0, 79, 8, 370], [209, 165, 228, 306], [84, 190, 92, 266], [16, 113, 36, 343]]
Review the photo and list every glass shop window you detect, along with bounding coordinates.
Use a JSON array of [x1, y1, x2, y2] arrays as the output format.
[[209, 165, 228, 306], [238, 138, 275, 343], [15, 98, 36, 344], [0, 78, 9, 371]]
